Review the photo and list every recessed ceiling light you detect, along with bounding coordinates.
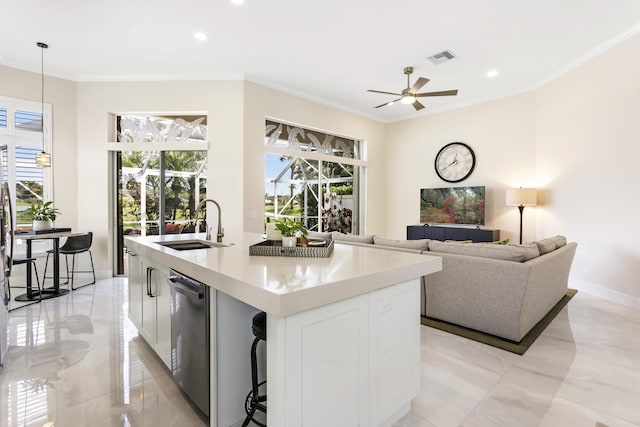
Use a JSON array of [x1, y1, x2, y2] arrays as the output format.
[[193, 32, 207, 41], [231, 0, 244, 4], [486, 69, 498, 78]]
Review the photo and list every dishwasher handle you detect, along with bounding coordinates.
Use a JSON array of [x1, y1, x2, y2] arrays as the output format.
[[168, 276, 204, 300]]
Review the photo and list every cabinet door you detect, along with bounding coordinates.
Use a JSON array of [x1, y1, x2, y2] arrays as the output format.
[[154, 266, 172, 368], [444, 227, 469, 241], [368, 280, 420, 425], [467, 228, 499, 242], [423, 226, 446, 241], [406, 226, 426, 240], [278, 294, 369, 427], [127, 252, 143, 329]]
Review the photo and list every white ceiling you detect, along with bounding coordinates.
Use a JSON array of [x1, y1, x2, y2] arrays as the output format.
[[2, 0, 640, 123]]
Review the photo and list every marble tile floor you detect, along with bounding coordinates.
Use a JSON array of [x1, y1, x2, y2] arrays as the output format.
[[1, 279, 639, 427]]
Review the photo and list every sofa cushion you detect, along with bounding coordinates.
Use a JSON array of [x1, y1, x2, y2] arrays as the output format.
[[373, 236, 430, 251], [331, 231, 374, 244], [429, 240, 527, 262], [307, 231, 333, 240], [536, 237, 557, 254], [508, 242, 540, 261]]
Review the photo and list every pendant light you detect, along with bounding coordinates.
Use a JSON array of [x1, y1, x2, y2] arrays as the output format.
[[35, 41, 51, 168]]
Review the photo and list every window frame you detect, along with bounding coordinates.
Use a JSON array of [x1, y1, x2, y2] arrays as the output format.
[[264, 119, 367, 234], [0, 96, 53, 229]]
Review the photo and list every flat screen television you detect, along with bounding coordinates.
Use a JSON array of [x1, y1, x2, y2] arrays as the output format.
[[420, 186, 485, 225]]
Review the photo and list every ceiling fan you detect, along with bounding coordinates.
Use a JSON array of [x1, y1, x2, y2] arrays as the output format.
[[367, 66, 458, 111]]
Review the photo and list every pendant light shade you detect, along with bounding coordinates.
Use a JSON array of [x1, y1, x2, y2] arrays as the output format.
[[36, 151, 51, 167], [37, 41, 51, 168]]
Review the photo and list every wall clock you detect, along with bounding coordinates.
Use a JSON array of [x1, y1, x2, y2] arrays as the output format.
[[434, 142, 476, 183]]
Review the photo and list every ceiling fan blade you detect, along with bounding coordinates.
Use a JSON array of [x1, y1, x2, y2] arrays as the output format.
[[412, 100, 426, 111], [410, 77, 430, 93], [374, 98, 401, 108], [415, 89, 459, 97], [367, 89, 402, 96]]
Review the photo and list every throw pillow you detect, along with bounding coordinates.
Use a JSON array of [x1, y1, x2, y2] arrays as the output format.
[[373, 236, 430, 251], [492, 238, 510, 245], [536, 237, 557, 255], [331, 231, 375, 244], [552, 235, 567, 248]]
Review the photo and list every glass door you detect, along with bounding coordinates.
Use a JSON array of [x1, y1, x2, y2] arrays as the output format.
[[115, 150, 207, 275]]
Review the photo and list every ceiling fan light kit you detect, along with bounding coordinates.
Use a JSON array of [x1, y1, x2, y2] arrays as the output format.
[[401, 95, 416, 105], [367, 66, 458, 111]]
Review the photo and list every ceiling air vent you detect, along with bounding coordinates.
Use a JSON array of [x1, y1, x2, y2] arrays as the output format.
[[427, 50, 456, 65]]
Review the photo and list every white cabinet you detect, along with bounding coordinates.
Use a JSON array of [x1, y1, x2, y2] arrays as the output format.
[[127, 251, 143, 329], [267, 279, 420, 427], [128, 254, 171, 368]]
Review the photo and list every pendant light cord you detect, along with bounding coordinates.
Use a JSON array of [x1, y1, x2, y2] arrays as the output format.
[[37, 42, 48, 152]]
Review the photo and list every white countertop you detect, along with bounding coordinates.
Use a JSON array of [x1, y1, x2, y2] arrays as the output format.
[[125, 233, 442, 317]]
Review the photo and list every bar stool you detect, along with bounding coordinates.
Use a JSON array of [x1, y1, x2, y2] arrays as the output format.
[[8, 257, 42, 311], [242, 311, 267, 427], [43, 232, 95, 290]]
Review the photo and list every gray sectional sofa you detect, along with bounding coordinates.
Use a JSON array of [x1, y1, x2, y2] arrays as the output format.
[[326, 232, 577, 342]]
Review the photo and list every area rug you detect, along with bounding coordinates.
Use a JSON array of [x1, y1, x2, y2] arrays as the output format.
[[420, 289, 577, 355]]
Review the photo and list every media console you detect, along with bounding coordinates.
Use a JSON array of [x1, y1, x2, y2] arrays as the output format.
[[407, 225, 500, 243]]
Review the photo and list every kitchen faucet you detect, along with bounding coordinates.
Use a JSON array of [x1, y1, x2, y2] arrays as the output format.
[[194, 198, 224, 242]]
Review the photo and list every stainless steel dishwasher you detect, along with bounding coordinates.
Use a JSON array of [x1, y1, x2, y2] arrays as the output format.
[[168, 269, 210, 418]]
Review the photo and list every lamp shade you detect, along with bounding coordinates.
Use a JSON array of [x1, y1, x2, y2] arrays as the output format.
[[506, 188, 537, 207]]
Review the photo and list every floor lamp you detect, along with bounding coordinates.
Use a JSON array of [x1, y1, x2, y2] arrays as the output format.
[[506, 188, 537, 244]]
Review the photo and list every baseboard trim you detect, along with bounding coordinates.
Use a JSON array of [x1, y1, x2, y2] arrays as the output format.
[[570, 278, 640, 311]]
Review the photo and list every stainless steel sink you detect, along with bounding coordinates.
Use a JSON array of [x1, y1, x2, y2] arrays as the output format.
[[155, 240, 229, 251]]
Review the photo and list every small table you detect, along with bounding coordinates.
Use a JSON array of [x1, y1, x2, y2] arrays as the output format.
[[13, 229, 73, 301]]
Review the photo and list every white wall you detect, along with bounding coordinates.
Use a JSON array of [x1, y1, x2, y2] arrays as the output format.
[[536, 32, 640, 303], [76, 80, 244, 276], [385, 93, 537, 241], [242, 82, 387, 235]]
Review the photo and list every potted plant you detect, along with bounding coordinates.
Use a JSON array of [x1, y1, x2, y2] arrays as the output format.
[[27, 201, 60, 232], [275, 218, 308, 247]]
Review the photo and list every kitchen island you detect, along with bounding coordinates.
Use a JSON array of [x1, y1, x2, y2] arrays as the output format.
[[125, 233, 442, 427]]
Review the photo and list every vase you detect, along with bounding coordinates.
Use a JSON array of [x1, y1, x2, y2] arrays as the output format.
[[265, 222, 282, 240], [282, 236, 297, 247], [33, 220, 53, 232]]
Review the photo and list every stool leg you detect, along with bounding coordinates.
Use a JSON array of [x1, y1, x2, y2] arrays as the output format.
[[251, 337, 260, 400], [241, 405, 258, 427], [70, 250, 96, 290], [32, 261, 42, 302], [242, 337, 267, 427], [43, 252, 51, 288], [69, 254, 75, 290]]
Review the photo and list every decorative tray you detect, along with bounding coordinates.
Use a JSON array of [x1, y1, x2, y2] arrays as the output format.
[[249, 239, 334, 257]]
